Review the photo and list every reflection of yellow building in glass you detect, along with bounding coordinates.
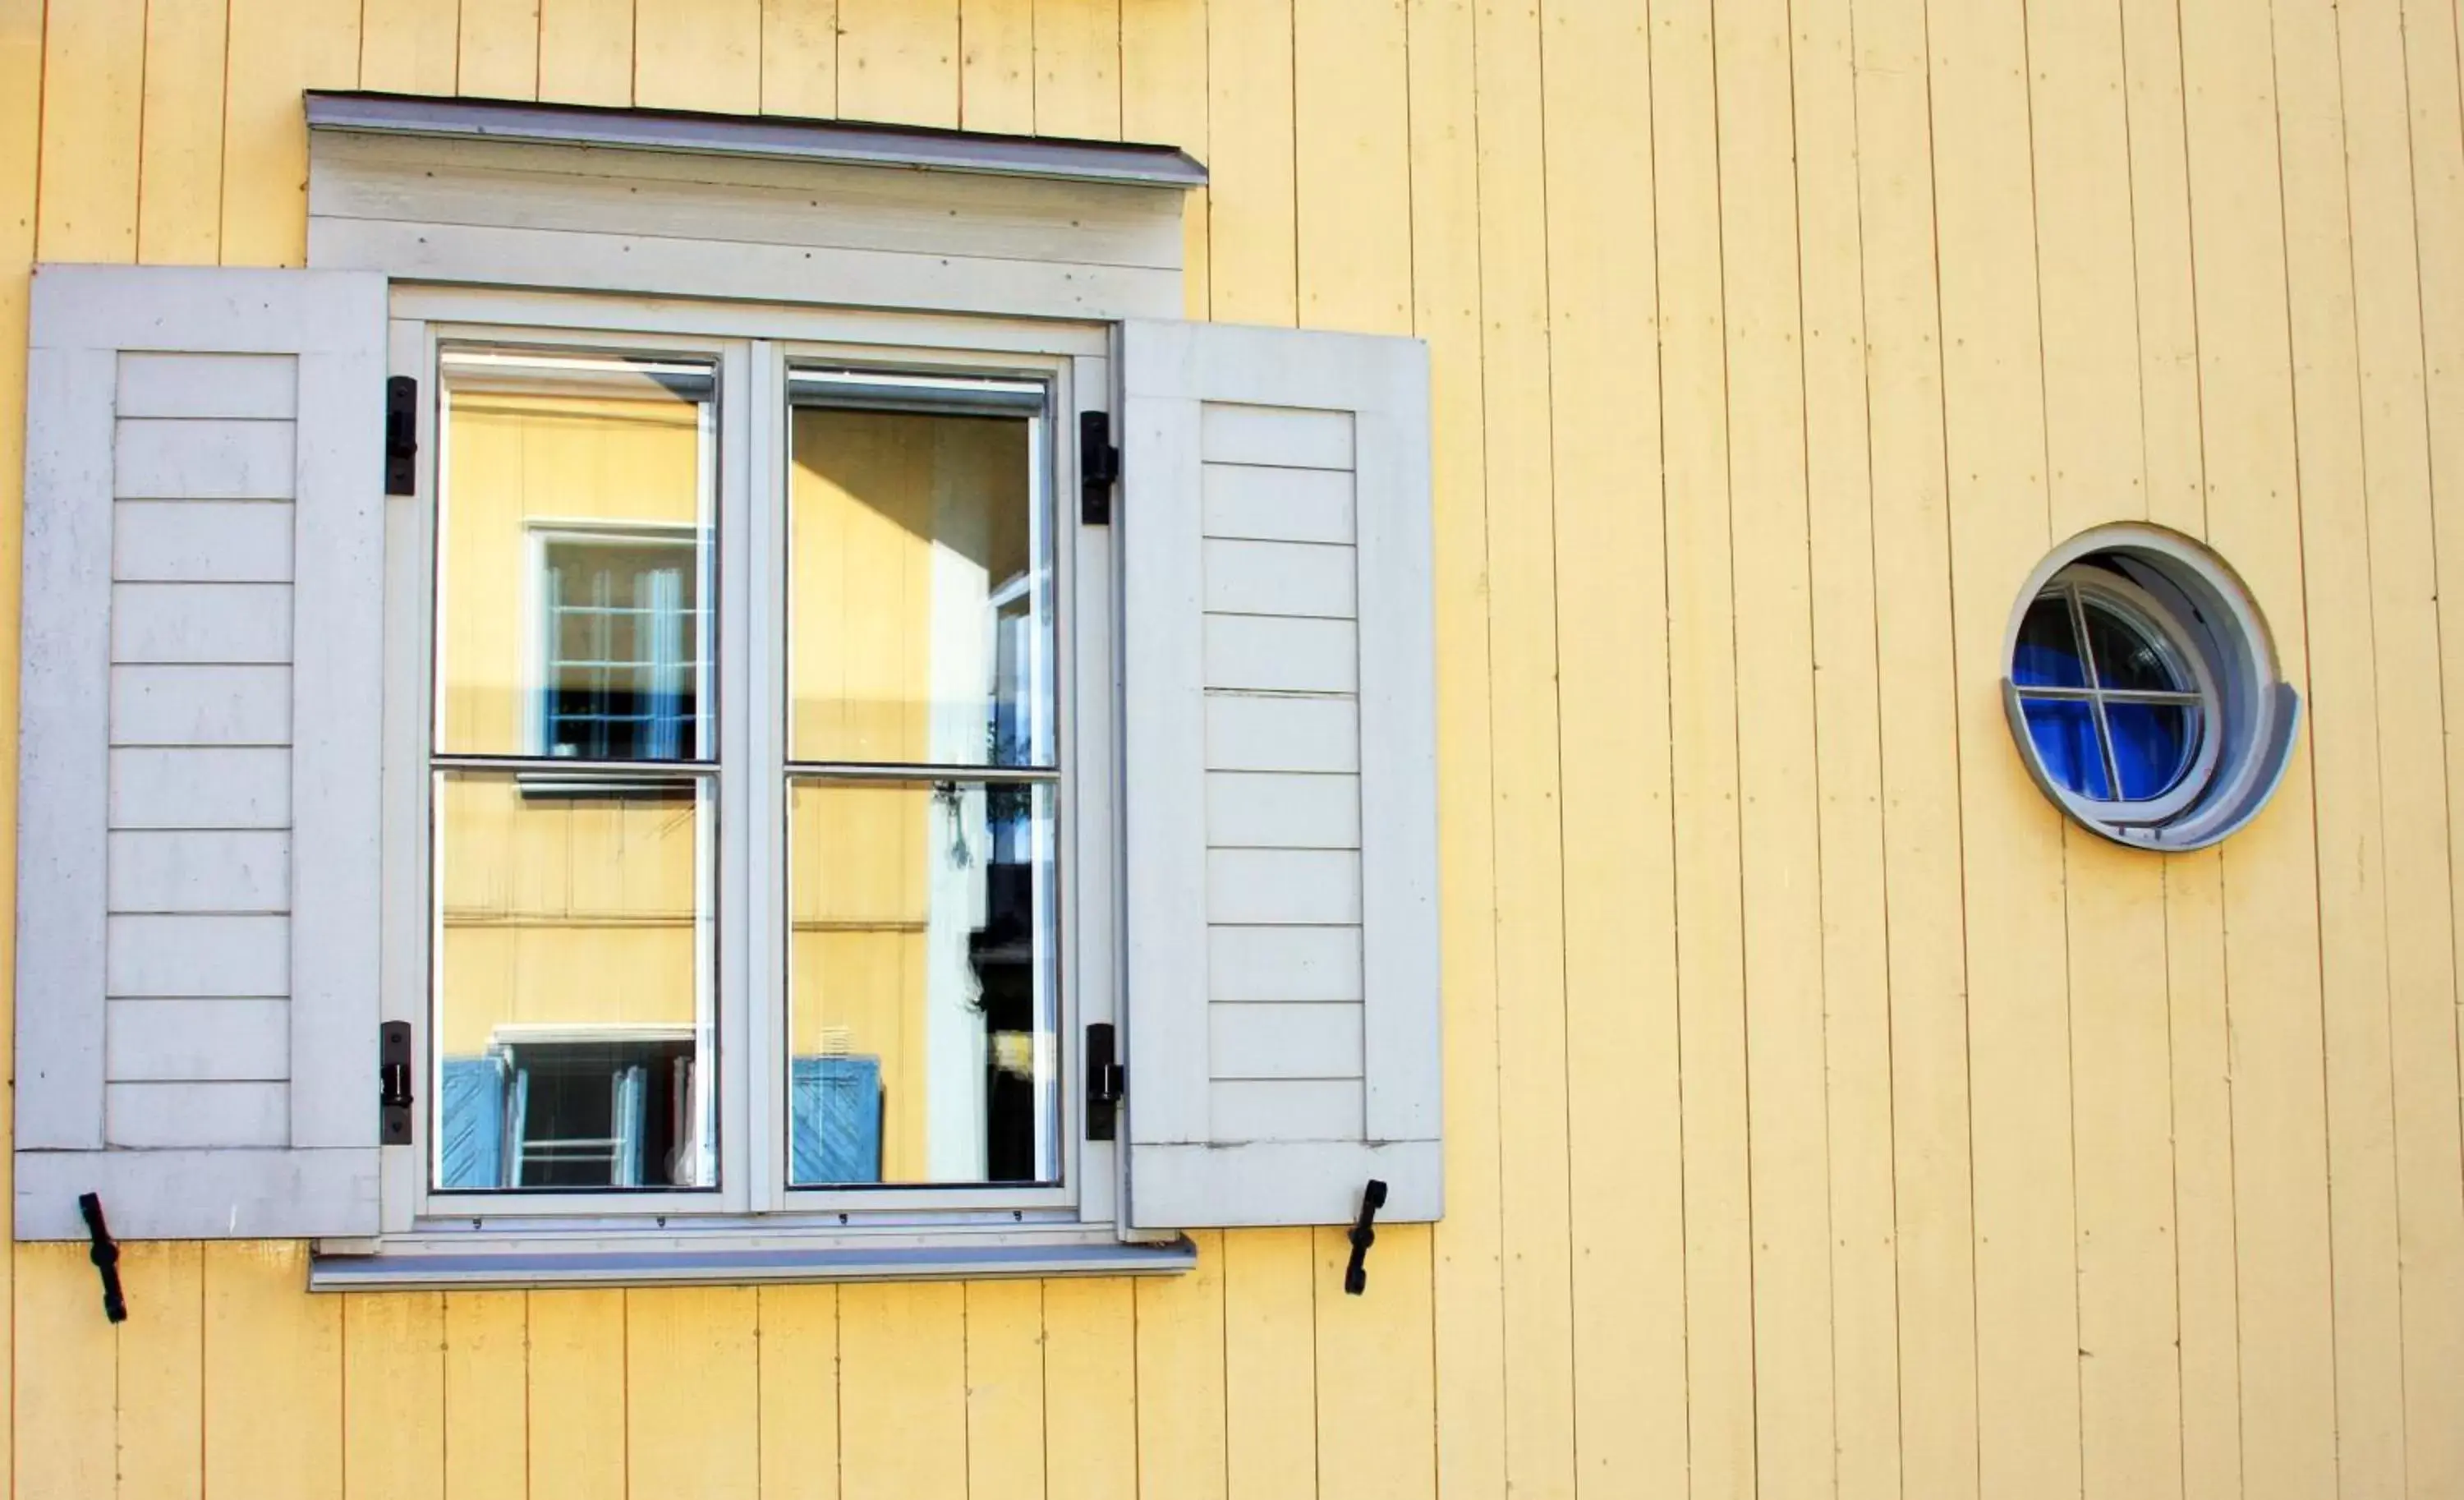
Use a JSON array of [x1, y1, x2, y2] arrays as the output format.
[[434, 365, 719, 1189], [785, 404, 1050, 1189], [431, 357, 1053, 1192]]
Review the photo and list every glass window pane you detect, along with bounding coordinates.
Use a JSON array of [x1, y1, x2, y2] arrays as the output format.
[[2084, 597, 2190, 693], [2020, 697, 2112, 799], [788, 401, 1050, 768], [2013, 591, 2088, 688], [787, 778, 1057, 1186], [433, 771, 717, 1190], [2107, 702, 2200, 800], [438, 351, 715, 760]]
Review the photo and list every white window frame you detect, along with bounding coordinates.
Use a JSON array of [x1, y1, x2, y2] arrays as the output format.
[[377, 289, 1122, 1244]]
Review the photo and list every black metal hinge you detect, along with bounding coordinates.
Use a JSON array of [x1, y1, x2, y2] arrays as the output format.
[[1079, 411, 1119, 525], [385, 375, 418, 496], [1084, 1022, 1124, 1141], [379, 1020, 414, 1144]]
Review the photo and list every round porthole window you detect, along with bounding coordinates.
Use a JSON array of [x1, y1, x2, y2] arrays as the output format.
[[2002, 524, 2301, 850]]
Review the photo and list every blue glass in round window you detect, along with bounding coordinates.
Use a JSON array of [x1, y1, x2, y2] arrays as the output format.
[[2012, 576, 2206, 807]]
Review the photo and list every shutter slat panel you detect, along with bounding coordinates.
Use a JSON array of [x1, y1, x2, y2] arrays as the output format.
[[1200, 538, 1358, 617], [1200, 464, 1355, 543], [1209, 1080, 1363, 1142], [105, 914, 290, 996], [1202, 694, 1358, 773], [1203, 771, 1362, 849], [108, 665, 292, 745], [107, 998, 290, 1082], [1208, 1003, 1364, 1079], [111, 582, 295, 664], [113, 419, 298, 499], [108, 1081, 288, 1148], [1121, 318, 1438, 1230], [17, 263, 387, 1239], [1202, 616, 1359, 692], [108, 748, 292, 830], [115, 353, 298, 420], [113, 501, 297, 583], [107, 831, 291, 913], [1202, 849, 1364, 926], [1206, 926, 1365, 1002], [1198, 403, 1356, 468]]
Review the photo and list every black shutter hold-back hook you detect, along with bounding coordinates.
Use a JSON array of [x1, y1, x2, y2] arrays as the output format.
[[1343, 1179, 1388, 1296], [78, 1193, 127, 1324]]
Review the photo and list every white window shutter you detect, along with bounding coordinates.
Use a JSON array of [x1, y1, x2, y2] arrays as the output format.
[[1118, 319, 1441, 1230], [16, 265, 388, 1240]]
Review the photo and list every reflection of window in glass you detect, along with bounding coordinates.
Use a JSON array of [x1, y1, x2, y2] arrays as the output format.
[[538, 531, 701, 761], [784, 370, 1057, 1188], [431, 347, 719, 1195], [441, 1030, 702, 1189], [436, 348, 715, 762]]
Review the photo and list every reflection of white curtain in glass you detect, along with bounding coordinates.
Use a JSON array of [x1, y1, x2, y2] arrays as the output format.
[[641, 566, 686, 760], [503, 1066, 530, 1188], [611, 1064, 646, 1187], [924, 471, 991, 1182]]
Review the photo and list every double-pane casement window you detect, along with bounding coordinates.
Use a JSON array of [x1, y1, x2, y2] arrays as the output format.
[[425, 332, 1072, 1212]]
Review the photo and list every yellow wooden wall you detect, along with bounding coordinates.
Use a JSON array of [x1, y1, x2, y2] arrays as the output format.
[[3, 0, 2462, 1497]]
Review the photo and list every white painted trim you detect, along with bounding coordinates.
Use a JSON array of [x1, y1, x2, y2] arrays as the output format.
[[1119, 320, 1212, 1150], [17, 1147, 379, 1240], [313, 219, 1181, 324], [307, 1231, 1197, 1291], [1125, 1139, 1439, 1229], [743, 343, 784, 1216], [1349, 352, 1441, 1144], [288, 273, 391, 1152], [17, 343, 116, 1151], [387, 287, 1111, 358]]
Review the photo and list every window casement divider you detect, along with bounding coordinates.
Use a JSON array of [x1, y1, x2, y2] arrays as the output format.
[[776, 763, 1060, 784]]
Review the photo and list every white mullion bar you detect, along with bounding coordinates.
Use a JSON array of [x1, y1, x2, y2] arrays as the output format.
[[746, 341, 784, 1213], [713, 339, 753, 1212]]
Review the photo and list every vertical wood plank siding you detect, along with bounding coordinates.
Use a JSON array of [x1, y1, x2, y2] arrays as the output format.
[[8, 0, 2464, 1494]]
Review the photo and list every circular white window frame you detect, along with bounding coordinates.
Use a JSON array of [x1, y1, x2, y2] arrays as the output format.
[[2001, 524, 2302, 851]]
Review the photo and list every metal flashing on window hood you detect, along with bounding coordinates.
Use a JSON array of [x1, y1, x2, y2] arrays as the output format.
[[309, 1233, 1198, 1291], [306, 92, 1210, 189]]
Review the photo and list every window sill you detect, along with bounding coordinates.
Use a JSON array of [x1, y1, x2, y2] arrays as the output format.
[[308, 1226, 1195, 1291]]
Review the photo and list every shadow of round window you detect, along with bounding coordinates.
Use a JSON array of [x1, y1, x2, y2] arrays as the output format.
[[2002, 525, 2301, 850]]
